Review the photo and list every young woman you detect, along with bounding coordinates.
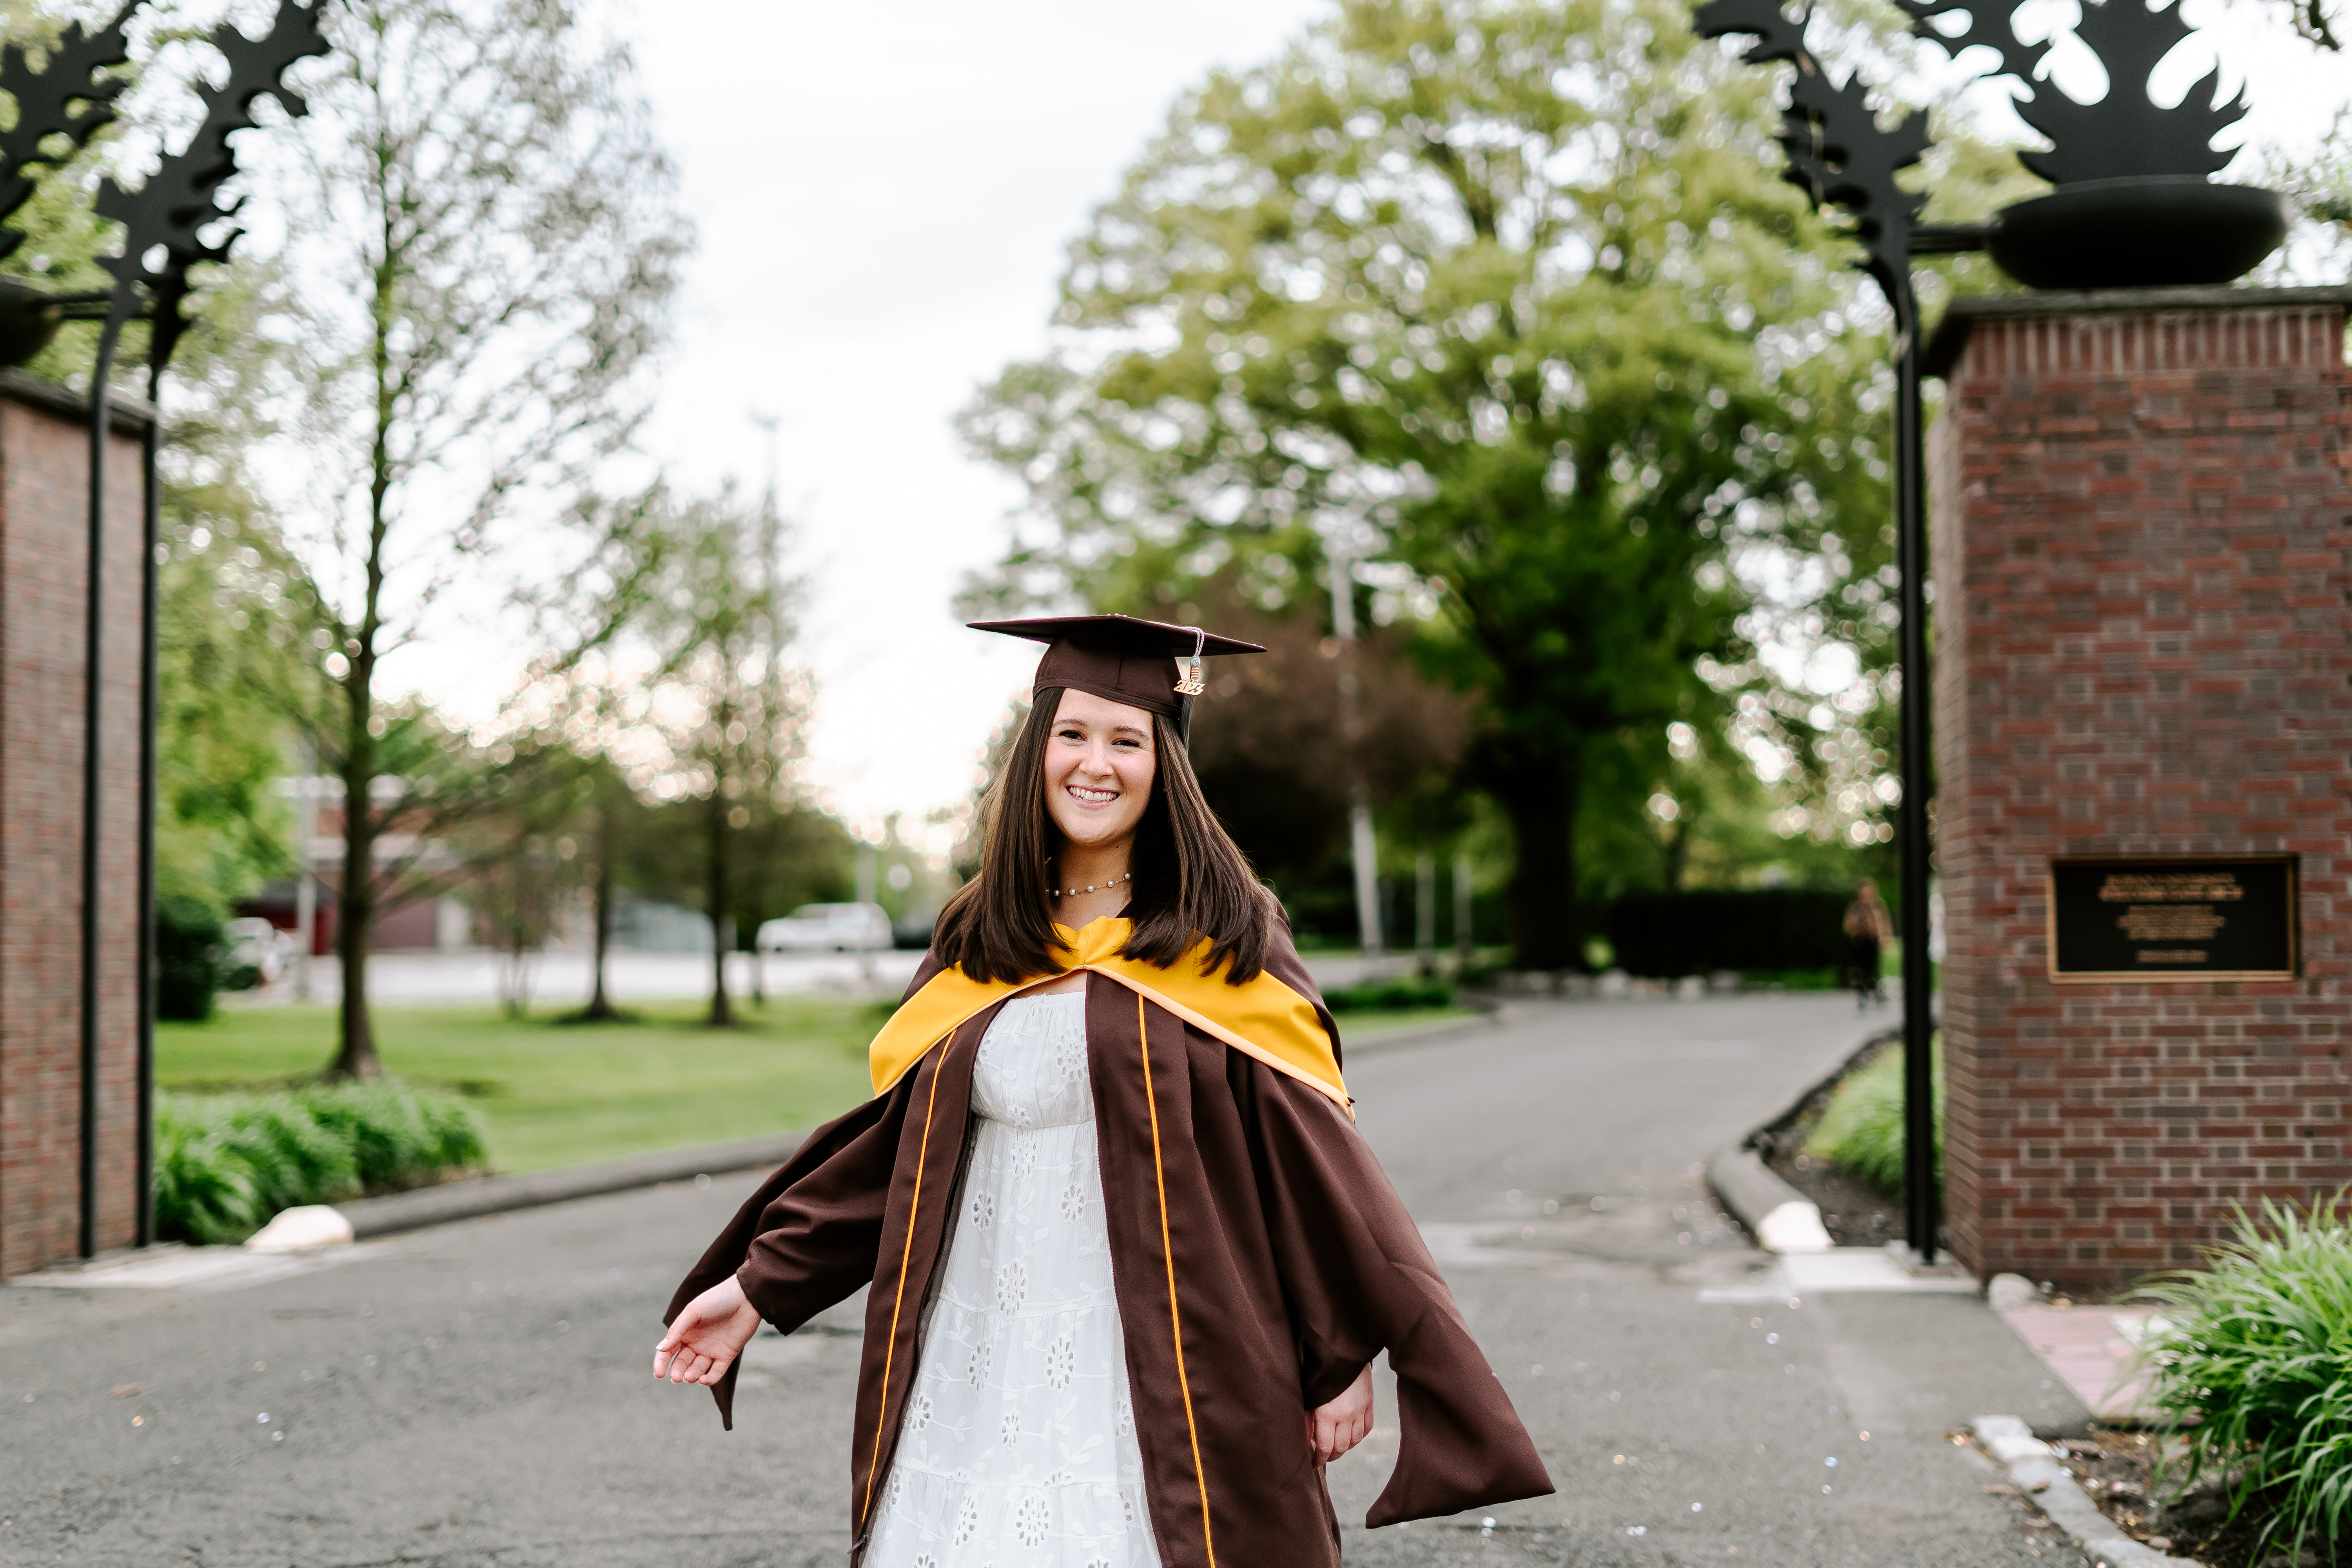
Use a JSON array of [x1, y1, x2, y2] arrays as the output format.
[[1843, 880, 1894, 1009], [656, 615, 1550, 1567]]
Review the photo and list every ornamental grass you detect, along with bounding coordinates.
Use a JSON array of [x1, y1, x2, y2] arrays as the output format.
[[2137, 1193, 2352, 1564], [1802, 1038, 1941, 1195]]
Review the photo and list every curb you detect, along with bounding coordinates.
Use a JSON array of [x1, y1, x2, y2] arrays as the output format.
[[1973, 1416, 2194, 1568], [1343, 1005, 1511, 1058], [1705, 1010, 1921, 1253], [1746, 1007, 1932, 1154], [334, 1131, 806, 1240], [1706, 1142, 1833, 1252]]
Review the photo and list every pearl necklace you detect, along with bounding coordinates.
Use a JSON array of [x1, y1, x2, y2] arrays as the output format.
[[1052, 869, 1132, 899]]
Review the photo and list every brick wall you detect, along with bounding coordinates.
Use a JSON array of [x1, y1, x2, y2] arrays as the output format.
[[0, 385, 148, 1279], [1932, 290, 2352, 1290]]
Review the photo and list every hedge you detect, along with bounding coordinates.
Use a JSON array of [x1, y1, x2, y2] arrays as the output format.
[[156, 895, 229, 1022], [155, 1079, 488, 1244], [1603, 889, 1854, 977], [1324, 975, 1455, 1013]]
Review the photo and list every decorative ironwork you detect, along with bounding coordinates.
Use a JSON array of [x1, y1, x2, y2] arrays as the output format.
[[1896, 0, 2286, 289], [1902, 0, 2246, 185], [0, 6, 136, 258], [1692, 0, 1940, 1261], [94, 0, 327, 378], [1694, 0, 1926, 295], [0, 0, 331, 1258], [1692, 0, 2285, 1261]]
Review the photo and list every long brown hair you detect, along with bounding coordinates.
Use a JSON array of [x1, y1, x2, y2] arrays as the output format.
[[931, 688, 1272, 985]]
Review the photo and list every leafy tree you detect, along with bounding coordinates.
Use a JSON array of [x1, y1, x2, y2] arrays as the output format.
[[568, 754, 648, 1021], [152, 486, 303, 916], [236, 0, 686, 1076], [623, 486, 804, 1026], [444, 739, 591, 1015], [963, 0, 1895, 967], [496, 653, 664, 1023], [1174, 577, 1468, 936]]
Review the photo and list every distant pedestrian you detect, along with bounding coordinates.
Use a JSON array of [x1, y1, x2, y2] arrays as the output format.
[[656, 613, 1550, 1567], [1843, 881, 1893, 1009]]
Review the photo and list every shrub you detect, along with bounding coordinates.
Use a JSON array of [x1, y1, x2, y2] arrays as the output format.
[[2137, 1194, 2352, 1562], [300, 1080, 487, 1191], [154, 1079, 488, 1243], [1324, 975, 1456, 1013], [219, 1096, 361, 1214], [152, 1104, 264, 1245], [155, 895, 228, 1022], [1802, 1040, 1942, 1195], [1604, 889, 1852, 977]]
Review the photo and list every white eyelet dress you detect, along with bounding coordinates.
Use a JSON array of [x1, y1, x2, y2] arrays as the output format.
[[863, 991, 1161, 1568]]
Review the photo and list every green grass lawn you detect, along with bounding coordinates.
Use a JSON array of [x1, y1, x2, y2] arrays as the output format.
[[159, 995, 1482, 1177], [159, 998, 881, 1174]]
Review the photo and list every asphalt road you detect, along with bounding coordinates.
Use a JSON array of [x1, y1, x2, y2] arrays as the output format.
[[1, 995, 2088, 1566]]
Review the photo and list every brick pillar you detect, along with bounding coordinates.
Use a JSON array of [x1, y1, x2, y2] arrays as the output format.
[[0, 373, 150, 1279], [1928, 285, 2352, 1291]]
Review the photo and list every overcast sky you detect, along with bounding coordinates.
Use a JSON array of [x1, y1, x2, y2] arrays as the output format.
[[587, 0, 1334, 852], [569, 0, 2343, 853]]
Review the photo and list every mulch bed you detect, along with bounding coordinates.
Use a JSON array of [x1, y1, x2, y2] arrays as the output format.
[[1748, 1028, 1914, 1249], [2034, 1429, 2304, 1568]]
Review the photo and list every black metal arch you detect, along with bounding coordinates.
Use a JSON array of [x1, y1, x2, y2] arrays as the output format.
[[1692, 0, 1941, 1259], [0, 0, 326, 1257], [1691, 0, 2269, 1262]]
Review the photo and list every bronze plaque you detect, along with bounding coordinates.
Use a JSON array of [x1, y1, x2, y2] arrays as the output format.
[[2048, 856, 2299, 982]]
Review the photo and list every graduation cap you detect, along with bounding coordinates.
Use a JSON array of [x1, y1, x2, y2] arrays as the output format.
[[968, 613, 1266, 744]]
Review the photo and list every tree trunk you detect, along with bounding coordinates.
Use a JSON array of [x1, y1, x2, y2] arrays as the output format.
[[502, 931, 530, 1018], [329, 800, 381, 1078], [1498, 755, 1583, 972], [580, 792, 618, 1021], [705, 792, 733, 1027]]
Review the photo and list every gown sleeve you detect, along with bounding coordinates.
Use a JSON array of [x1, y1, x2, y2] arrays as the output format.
[[663, 1071, 912, 1429], [1247, 1069, 1553, 1523]]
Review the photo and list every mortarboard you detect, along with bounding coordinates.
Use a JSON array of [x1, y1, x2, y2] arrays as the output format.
[[968, 613, 1265, 742]]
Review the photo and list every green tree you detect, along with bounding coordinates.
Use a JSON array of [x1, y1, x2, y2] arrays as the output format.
[[1170, 575, 1469, 936], [963, 0, 1893, 967], [497, 651, 665, 1023], [625, 486, 804, 1026], [243, 0, 686, 1076], [152, 479, 302, 916]]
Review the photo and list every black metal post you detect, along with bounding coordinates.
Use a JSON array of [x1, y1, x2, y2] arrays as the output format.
[[80, 308, 127, 1258], [1891, 278, 1938, 1262], [134, 395, 160, 1247]]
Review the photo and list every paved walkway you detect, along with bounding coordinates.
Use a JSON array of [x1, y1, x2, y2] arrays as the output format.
[[1, 996, 2089, 1565]]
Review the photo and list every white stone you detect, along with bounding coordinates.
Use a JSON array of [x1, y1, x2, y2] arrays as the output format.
[[245, 1205, 355, 1253], [1986, 1271, 2040, 1310], [1754, 1200, 1834, 1254]]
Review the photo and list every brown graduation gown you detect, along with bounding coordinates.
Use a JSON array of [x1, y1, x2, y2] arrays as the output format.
[[666, 933, 1553, 1566]]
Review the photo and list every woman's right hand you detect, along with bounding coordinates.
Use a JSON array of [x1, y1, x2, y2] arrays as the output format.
[[653, 1274, 762, 1386]]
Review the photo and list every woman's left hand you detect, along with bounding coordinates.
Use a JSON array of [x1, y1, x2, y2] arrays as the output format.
[[1307, 1365, 1376, 1464]]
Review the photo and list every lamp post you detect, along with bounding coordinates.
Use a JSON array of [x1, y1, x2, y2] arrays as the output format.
[[0, 1, 327, 1254], [1694, 0, 2290, 1263]]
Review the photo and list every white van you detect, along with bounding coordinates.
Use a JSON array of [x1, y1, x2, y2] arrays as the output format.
[[756, 902, 894, 953]]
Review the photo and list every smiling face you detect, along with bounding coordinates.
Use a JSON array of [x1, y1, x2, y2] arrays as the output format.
[[1040, 687, 1158, 857]]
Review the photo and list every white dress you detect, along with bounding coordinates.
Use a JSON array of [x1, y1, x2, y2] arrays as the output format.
[[864, 991, 1161, 1568]]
